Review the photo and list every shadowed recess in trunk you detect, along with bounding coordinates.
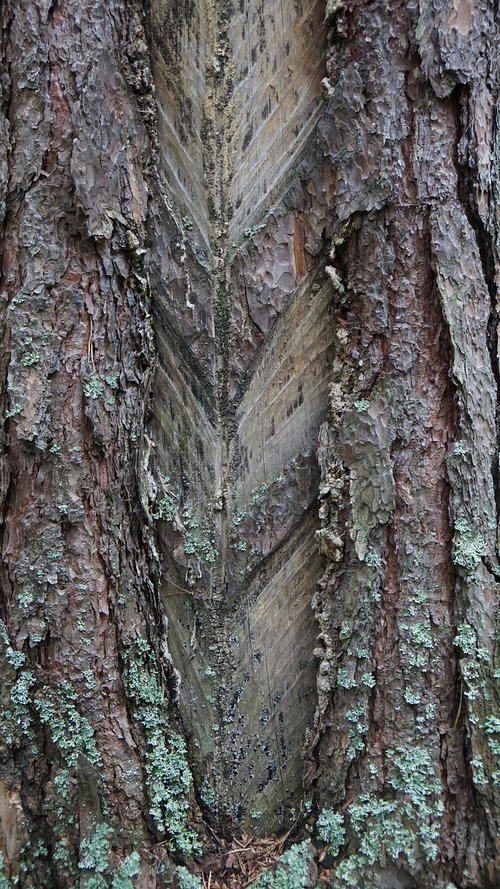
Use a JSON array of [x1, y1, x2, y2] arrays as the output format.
[[146, 0, 331, 834]]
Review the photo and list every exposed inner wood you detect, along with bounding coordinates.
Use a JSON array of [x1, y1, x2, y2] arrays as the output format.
[[147, 0, 329, 832]]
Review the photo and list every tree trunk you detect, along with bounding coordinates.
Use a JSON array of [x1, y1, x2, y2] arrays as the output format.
[[0, 0, 499, 887]]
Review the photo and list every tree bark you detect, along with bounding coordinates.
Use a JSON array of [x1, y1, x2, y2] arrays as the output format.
[[0, 0, 499, 888]]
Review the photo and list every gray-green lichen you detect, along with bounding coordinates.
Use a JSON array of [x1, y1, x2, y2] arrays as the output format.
[[330, 746, 443, 886], [78, 823, 141, 889], [123, 638, 200, 856], [248, 841, 315, 888]]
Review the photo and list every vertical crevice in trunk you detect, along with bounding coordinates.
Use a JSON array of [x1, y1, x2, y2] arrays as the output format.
[[145, 0, 331, 838], [452, 82, 500, 540]]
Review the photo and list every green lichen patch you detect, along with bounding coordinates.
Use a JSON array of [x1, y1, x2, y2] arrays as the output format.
[[111, 853, 141, 889], [452, 519, 486, 577], [248, 841, 315, 888], [152, 477, 218, 566], [0, 667, 36, 748], [5, 402, 22, 419], [124, 638, 200, 856], [167, 866, 203, 889], [182, 507, 218, 564], [21, 351, 41, 367], [0, 853, 14, 889], [316, 809, 345, 858], [331, 746, 443, 886], [83, 376, 106, 400], [34, 681, 101, 768], [0, 621, 26, 670], [453, 622, 500, 794], [353, 399, 370, 412], [453, 622, 489, 712], [79, 824, 112, 875], [152, 481, 180, 524], [78, 823, 141, 889]]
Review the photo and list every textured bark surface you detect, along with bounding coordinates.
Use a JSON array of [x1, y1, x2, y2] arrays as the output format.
[[0, 1, 199, 885], [0, 0, 499, 888]]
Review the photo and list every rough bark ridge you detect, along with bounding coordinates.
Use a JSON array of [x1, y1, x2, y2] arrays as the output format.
[[0, 0, 499, 888], [0, 1, 200, 885], [309, 0, 500, 886]]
